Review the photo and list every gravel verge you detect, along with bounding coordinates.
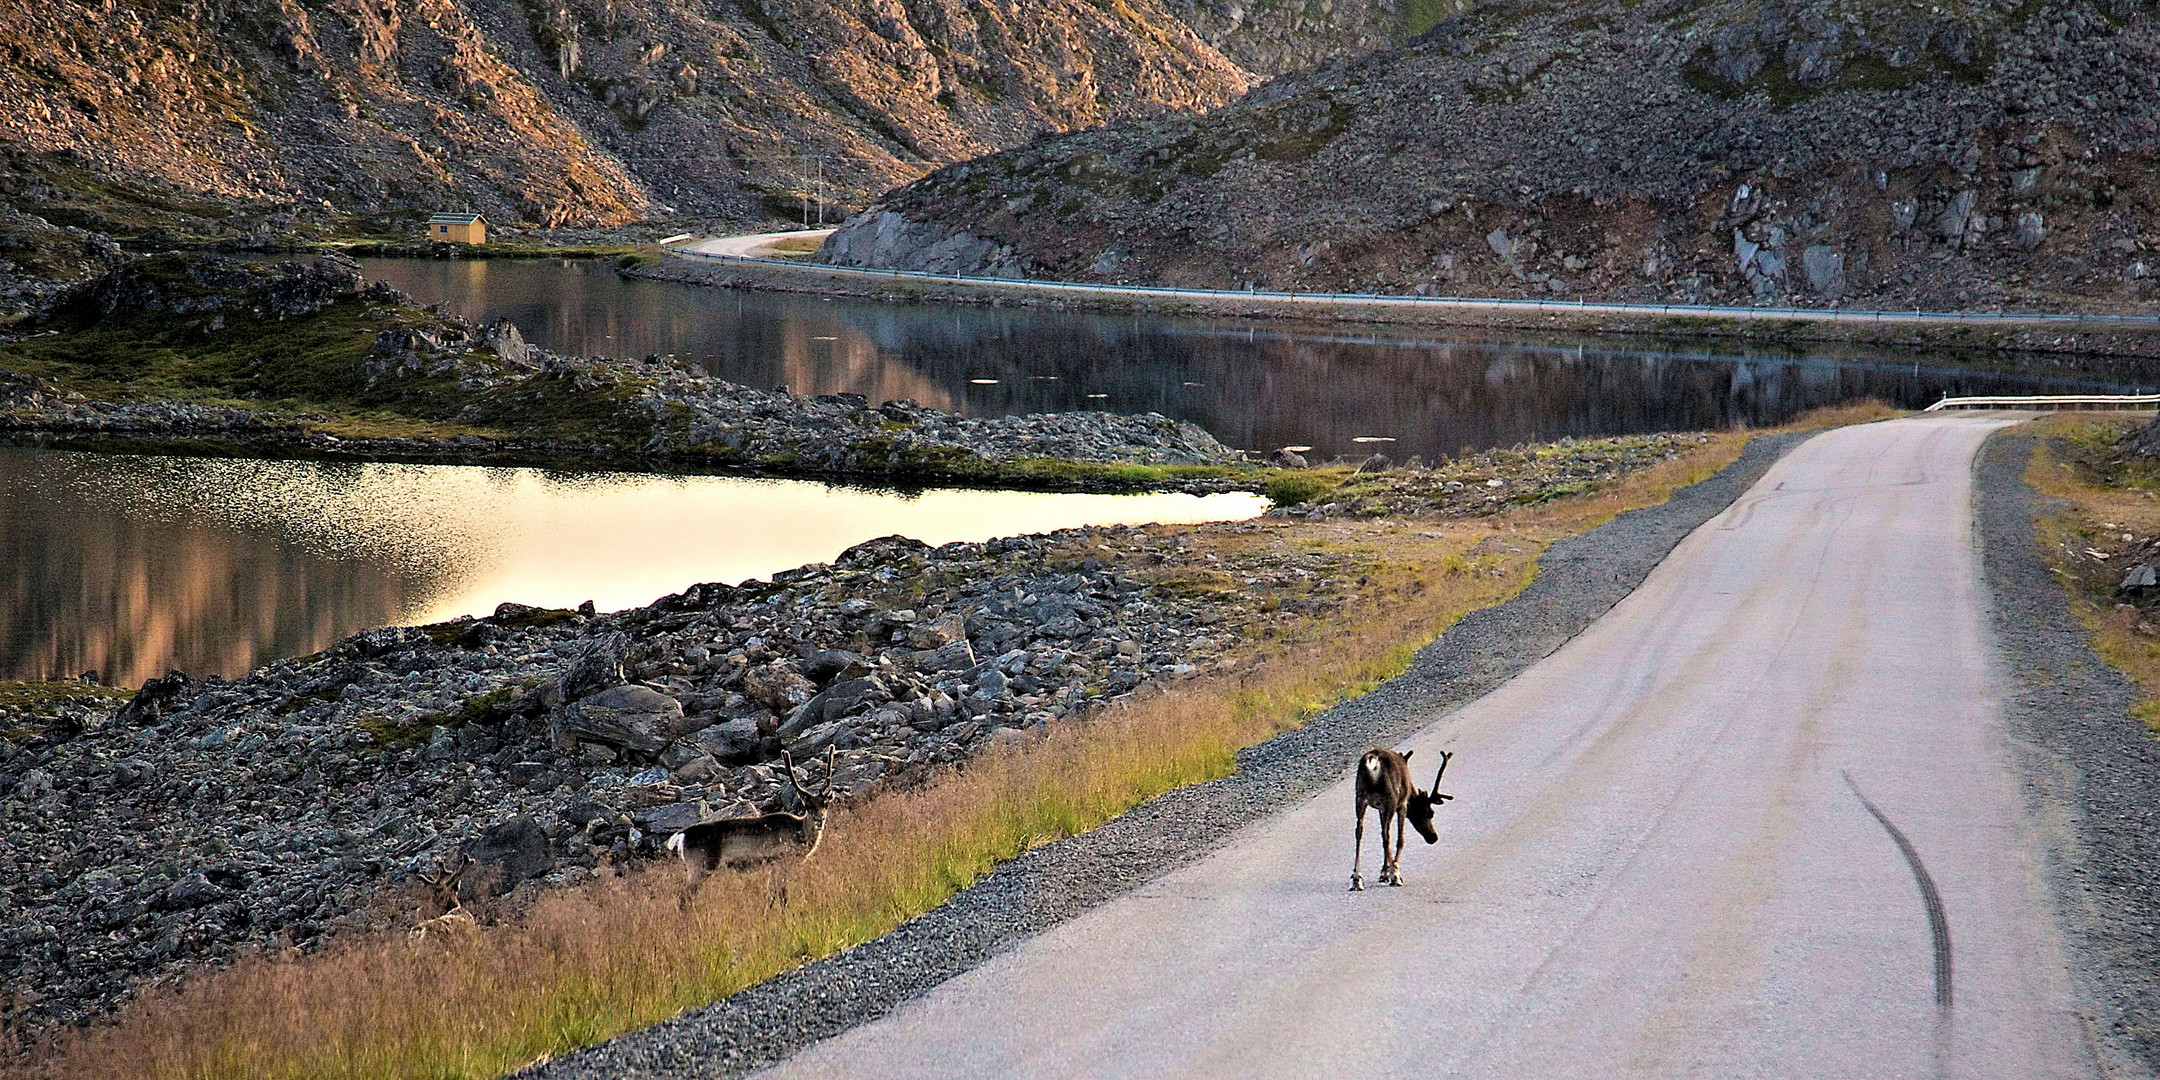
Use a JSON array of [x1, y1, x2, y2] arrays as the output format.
[[526, 431, 1809, 1080], [1976, 433, 2160, 1077]]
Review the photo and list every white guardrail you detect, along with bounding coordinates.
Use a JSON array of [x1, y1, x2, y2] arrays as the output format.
[[672, 247, 2160, 327], [1924, 394, 2160, 412]]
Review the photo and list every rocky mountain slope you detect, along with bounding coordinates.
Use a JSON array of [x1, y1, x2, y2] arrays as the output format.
[[819, 0, 2160, 313], [1161, 0, 1418, 77], [0, 0, 1253, 238]]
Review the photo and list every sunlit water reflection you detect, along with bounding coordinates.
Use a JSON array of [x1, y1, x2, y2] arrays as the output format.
[[2, 447, 1262, 685], [360, 257, 2140, 462]]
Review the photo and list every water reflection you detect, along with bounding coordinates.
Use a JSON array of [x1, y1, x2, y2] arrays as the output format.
[[360, 257, 2138, 462], [0, 447, 1262, 685]]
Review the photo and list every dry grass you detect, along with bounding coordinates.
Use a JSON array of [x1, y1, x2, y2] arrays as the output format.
[[19, 431, 1753, 1080], [758, 236, 825, 257], [1769, 399, 1903, 431], [2023, 411, 2160, 734]]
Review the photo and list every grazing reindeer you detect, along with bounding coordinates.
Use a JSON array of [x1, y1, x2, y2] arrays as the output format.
[[408, 849, 478, 943], [1350, 748, 1453, 891], [667, 748, 837, 883]]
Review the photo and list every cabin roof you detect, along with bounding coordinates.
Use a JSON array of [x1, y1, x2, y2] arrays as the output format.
[[428, 212, 485, 225]]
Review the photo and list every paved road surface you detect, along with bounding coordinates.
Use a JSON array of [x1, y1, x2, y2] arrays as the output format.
[[681, 230, 835, 259], [758, 415, 2101, 1080], [674, 236, 2158, 327]]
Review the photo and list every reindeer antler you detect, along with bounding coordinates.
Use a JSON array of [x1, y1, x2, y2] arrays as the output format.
[[421, 847, 472, 910], [821, 746, 837, 798], [1432, 750, 1455, 804]]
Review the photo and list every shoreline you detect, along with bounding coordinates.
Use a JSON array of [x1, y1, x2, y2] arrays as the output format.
[[635, 252, 2160, 364], [0, 428, 1726, 1041], [518, 432, 1809, 1080], [0, 427, 1260, 497]]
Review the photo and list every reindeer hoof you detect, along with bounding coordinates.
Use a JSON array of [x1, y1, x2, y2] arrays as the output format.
[[1389, 876, 1405, 887], [1350, 875, 1364, 892]]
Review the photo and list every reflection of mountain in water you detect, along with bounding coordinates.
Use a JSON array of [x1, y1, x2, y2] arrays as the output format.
[[0, 450, 428, 687], [4, 448, 1261, 684], [361, 258, 2132, 462]]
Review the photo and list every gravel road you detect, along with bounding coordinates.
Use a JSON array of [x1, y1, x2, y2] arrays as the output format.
[[1979, 433, 2160, 1076], [522, 432, 1808, 1080], [761, 414, 2102, 1079]]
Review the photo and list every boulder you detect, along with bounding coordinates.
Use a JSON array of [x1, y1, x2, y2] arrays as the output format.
[[688, 715, 765, 761], [469, 816, 554, 893], [780, 675, 890, 738], [553, 685, 681, 756], [743, 662, 817, 711], [556, 632, 633, 703], [630, 801, 708, 834]]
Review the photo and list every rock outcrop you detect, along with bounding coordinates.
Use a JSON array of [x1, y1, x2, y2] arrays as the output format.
[[0, 0, 1252, 233], [818, 0, 2160, 314]]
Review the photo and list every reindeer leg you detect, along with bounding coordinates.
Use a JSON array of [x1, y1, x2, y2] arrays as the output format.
[[1351, 801, 1367, 891], [1389, 809, 1407, 886], [1377, 811, 1394, 887]]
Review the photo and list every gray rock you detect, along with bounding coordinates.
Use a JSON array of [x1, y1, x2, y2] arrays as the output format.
[[690, 716, 765, 761], [157, 873, 224, 911], [919, 640, 977, 673], [2120, 563, 2156, 593], [2015, 211, 2046, 252], [743, 663, 818, 712], [557, 632, 633, 703], [469, 816, 555, 892], [630, 801, 708, 834], [555, 685, 681, 757], [1801, 245, 1845, 297]]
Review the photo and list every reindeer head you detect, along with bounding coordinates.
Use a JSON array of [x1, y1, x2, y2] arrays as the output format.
[[1404, 750, 1455, 845], [780, 747, 838, 827]]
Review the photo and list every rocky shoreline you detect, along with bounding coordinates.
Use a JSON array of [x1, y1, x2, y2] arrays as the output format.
[[632, 253, 2160, 366], [0, 254, 1252, 493], [0, 427, 1707, 1036]]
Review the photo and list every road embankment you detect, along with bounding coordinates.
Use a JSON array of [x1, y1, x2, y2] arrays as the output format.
[[634, 252, 2160, 363], [1979, 431, 2160, 1073], [518, 431, 1809, 1080]]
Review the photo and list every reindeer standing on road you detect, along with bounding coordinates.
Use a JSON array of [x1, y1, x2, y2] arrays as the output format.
[[1351, 748, 1453, 890]]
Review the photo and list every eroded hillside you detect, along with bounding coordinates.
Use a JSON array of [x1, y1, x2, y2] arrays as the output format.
[[819, 0, 2160, 313], [0, 0, 1252, 235]]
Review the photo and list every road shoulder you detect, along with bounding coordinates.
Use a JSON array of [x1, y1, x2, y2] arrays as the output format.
[[525, 431, 1811, 1080], [1978, 432, 2160, 1077]]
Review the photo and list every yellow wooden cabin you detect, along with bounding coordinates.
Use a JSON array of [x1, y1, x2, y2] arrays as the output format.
[[427, 212, 487, 244]]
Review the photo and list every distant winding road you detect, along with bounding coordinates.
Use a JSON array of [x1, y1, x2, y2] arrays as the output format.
[[755, 415, 2101, 1079], [676, 231, 2159, 329]]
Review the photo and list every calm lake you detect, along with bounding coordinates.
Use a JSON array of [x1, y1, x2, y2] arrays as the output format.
[[366, 256, 2136, 462], [12, 257, 2134, 685], [2, 447, 1261, 685]]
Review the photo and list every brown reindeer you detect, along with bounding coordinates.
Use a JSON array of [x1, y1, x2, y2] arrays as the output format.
[[667, 748, 837, 883], [408, 849, 478, 943], [1350, 748, 1453, 891]]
